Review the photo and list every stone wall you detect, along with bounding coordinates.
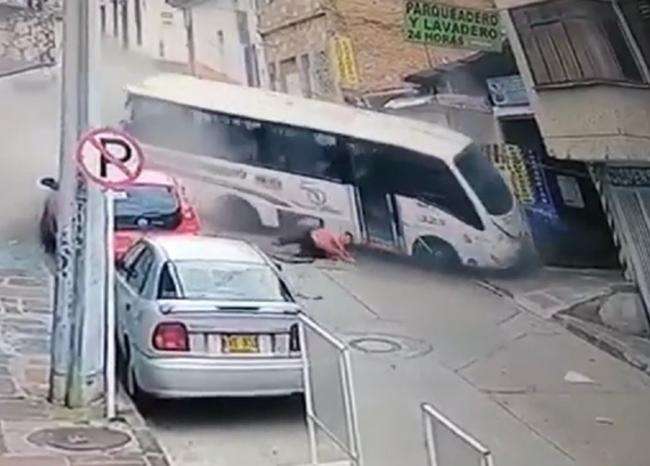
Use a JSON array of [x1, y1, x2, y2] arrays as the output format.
[[259, 0, 499, 100], [0, 3, 60, 66]]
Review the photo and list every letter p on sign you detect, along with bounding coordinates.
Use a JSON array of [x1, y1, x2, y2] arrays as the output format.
[[75, 127, 145, 188]]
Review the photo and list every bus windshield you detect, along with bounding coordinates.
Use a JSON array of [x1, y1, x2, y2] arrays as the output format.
[[455, 145, 513, 216]]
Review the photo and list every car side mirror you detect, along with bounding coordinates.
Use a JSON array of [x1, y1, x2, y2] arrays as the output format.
[[39, 177, 59, 191]]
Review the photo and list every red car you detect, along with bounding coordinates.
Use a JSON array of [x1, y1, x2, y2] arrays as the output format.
[[40, 169, 201, 259]]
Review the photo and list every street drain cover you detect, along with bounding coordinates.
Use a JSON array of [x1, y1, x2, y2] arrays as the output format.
[[27, 427, 131, 452], [346, 332, 433, 358], [350, 337, 402, 354]]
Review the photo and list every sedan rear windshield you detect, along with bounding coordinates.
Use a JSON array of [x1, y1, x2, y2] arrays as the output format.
[[173, 260, 290, 302], [114, 185, 181, 231], [455, 145, 513, 216]]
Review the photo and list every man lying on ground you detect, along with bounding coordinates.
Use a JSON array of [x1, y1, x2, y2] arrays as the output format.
[[274, 225, 355, 263]]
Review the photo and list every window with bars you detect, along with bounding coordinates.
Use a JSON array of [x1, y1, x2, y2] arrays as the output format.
[[511, 0, 649, 86], [299, 53, 313, 97]]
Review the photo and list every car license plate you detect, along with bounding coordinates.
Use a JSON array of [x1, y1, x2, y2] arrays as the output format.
[[222, 335, 259, 354]]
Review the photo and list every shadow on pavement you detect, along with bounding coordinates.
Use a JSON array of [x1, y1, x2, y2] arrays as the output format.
[[141, 395, 306, 428]]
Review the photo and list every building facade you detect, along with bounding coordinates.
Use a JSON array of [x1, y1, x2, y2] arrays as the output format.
[[496, 0, 650, 302], [102, 0, 267, 87], [101, 0, 146, 52], [258, 0, 497, 101]]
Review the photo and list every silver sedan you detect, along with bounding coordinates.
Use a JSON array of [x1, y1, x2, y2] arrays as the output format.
[[115, 235, 303, 407]]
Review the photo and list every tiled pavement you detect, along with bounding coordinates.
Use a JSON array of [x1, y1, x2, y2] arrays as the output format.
[[0, 265, 171, 466]]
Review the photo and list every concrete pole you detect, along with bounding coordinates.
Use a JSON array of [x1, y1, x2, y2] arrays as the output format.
[[50, 0, 104, 407], [120, 0, 129, 49], [183, 7, 196, 76]]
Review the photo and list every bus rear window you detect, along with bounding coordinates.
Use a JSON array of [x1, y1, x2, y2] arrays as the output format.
[[455, 145, 513, 216]]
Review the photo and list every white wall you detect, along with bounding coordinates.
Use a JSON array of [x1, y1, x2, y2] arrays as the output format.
[[192, 0, 268, 87], [107, 0, 269, 87], [193, 0, 247, 83], [143, 0, 188, 64]]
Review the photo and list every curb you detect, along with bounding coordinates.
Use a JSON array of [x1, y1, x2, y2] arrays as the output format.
[[553, 313, 650, 374], [474, 279, 514, 300], [116, 387, 172, 466], [0, 62, 51, 79]]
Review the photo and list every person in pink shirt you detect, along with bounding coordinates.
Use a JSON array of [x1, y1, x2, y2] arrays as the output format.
[[276, 226, 355, 263]]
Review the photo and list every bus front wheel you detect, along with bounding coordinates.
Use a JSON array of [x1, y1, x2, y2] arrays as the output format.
[[412, 237, 460, 269]]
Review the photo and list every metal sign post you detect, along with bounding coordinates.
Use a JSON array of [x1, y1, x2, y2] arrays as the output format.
[[75, 127, 145, 418], [104, 188, 116, 419]]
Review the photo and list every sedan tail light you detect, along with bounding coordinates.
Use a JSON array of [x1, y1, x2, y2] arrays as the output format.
[[289, 324, 301, 352], [153, 322, 189, 352]]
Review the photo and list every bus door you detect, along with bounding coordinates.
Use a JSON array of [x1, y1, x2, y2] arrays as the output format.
[[354, 154, 400, 249]]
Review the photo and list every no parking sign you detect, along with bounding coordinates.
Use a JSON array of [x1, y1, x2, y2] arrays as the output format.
[[75, 127, 145, 188], [74, 126, 145, 421]]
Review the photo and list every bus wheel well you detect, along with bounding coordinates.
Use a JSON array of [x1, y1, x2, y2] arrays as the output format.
[[214, 195, 262, 232], [412, 236, 460, 269], [278, 211, 323, 235]]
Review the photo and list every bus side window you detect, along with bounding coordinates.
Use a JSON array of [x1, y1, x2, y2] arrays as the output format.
[[257, 124, 290, 171]]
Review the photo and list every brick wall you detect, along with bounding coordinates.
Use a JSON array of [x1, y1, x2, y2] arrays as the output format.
[[334, 0, 496, 94], [259, 0, 337, 98], [260, 0, 498, 99], [258, 0, 324, 32]]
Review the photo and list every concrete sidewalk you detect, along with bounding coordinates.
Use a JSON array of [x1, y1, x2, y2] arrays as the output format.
[[0, 242, 170, 466], [477, 266, 650, 377], [475, 266, 628, 320], [285, 255, 650, 466]]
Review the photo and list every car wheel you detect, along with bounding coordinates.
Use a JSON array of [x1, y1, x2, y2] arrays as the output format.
[[124, 343, 153, 414], [412, 237, 460, 270]]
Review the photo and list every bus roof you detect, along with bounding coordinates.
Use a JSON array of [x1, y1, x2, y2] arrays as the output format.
[[125, 74, 473, 162]]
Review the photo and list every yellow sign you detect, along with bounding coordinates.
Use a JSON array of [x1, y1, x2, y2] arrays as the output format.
[[331, 36, 360, 87], [484, 144, 535, 205]]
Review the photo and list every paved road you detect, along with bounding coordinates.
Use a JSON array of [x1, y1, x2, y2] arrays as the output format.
[[0, 37, 159, 242], [144, 396, 309, 466], [149, 151, 650, 466], [0, 66, 59, 242], [289, 257, 650, 466], [12, 38, 650, 466]]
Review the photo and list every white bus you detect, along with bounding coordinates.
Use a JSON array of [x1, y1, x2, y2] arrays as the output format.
[[124, 74, 528, 269]]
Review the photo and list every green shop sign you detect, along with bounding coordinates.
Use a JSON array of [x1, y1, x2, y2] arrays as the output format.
[[405, 1, 504, 52]]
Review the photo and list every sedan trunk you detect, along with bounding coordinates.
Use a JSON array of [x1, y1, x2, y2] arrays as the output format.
[[154, 301, 301, 358]]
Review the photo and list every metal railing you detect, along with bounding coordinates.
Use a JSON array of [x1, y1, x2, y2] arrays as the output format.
[[299, 313, 362, 466], [422, 403, 494, 466]]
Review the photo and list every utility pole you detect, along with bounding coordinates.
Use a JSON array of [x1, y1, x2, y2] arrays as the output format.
[[50, 0, 105, 407]]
